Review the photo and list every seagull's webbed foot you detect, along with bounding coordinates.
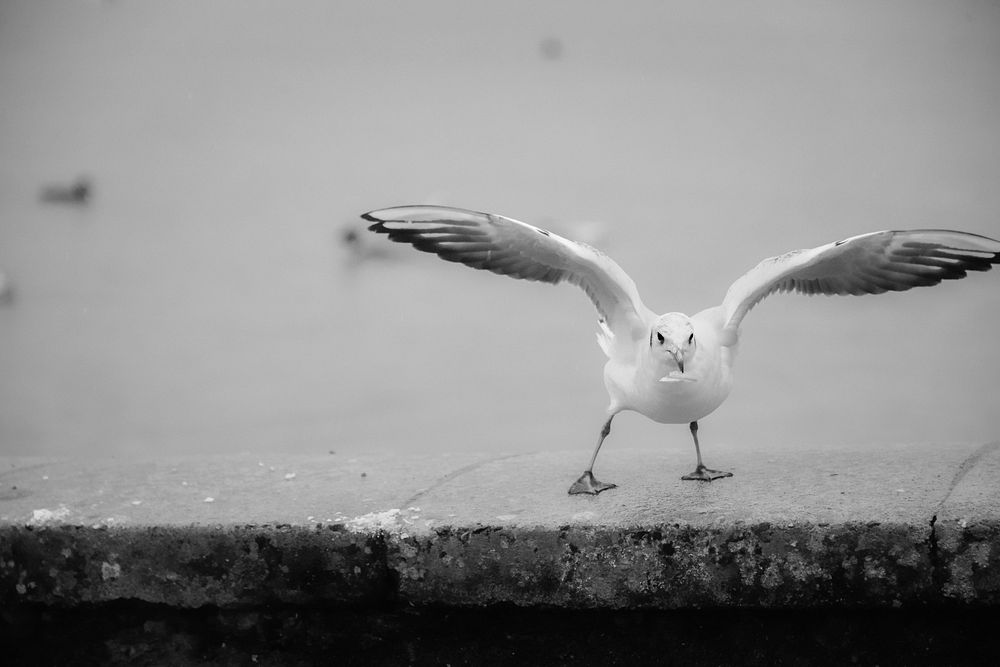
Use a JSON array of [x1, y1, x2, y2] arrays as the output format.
[[681, 465, 733, 482], [568, 471, 617, 495]]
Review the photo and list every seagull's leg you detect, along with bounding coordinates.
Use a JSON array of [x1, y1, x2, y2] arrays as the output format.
[[681, 420, 733, 482], [568, 415, 618, 495]]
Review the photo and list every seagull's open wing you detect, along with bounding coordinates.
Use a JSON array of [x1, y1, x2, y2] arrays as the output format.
[[721, 229, 1000, 335], [364, 205, 654, 341]]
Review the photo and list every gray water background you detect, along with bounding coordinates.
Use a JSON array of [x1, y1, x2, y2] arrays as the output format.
[[1, 1, 998, 460]]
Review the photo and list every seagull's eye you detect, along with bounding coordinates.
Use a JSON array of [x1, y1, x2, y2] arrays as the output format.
[[656, 332, 665, 344], [688, 333, 694, 344]]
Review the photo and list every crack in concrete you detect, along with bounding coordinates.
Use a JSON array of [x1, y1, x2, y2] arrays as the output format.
[[928, 513, 943, 592], [0, 461, 55, 481], [399, 453, 528, 508], [926, 441, 999, 597], [935, 440, 1000, 513]]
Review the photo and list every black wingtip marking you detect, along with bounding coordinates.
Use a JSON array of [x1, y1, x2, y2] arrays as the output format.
[[361, 210, 386, 222], [364, 210, 413, 234], [361, 212, 386, 232]]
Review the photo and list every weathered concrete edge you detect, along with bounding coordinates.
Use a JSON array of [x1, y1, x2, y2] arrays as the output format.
[[1, 516, 997, 610]]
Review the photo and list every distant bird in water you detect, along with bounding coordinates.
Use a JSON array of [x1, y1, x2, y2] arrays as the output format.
[[365, 205, 1000, 494], [40, 176, 91, 205], [538, 36, 564, 61], [339, 223, 409, 262], [0, 270, 14, 306]]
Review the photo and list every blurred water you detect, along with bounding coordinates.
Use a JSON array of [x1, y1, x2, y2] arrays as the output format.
[[1, 1, 998, 458]]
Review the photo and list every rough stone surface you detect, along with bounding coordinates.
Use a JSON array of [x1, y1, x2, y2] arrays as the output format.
[[393, 522, 933, 608], [1, 441, 998, 609], [0, 525, 387, 607]]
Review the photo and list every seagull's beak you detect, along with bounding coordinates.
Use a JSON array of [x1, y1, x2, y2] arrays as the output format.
[[670, 350, 684, 374]]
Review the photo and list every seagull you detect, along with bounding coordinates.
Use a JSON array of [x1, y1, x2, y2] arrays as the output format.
[[363, 205, 1000, 495]]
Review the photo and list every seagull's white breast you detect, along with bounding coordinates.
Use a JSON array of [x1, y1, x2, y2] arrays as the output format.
[[603, 308, 736, 424]]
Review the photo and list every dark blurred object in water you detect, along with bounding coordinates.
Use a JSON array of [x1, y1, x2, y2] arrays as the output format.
[[39, 177, 91, 205], [340, 222, 406, 262], [0, 270, 14, 306], [539, 37, 564, 61]]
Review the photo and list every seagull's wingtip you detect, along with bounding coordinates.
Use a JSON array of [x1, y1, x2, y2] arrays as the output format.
[[363, 209, 397, 232]]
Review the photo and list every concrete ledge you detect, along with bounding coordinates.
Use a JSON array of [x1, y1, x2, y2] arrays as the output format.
[[1, 441, 998, 610]]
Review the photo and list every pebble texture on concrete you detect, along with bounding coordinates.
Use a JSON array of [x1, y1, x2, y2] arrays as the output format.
[[1, 441, 997, 609]]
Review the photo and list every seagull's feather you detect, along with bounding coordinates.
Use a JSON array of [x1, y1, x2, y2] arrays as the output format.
[[722, 229, 1000, 334], [364, 205, 654, 343]]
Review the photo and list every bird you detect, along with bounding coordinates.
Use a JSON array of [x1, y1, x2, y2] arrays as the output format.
[[363, 205, 1000, 495], [0, 269, 14, 305], [39, 176, 91, 205]]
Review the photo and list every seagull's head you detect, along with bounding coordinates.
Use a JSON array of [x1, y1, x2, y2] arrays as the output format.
[[650, 312, 696, 373]]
